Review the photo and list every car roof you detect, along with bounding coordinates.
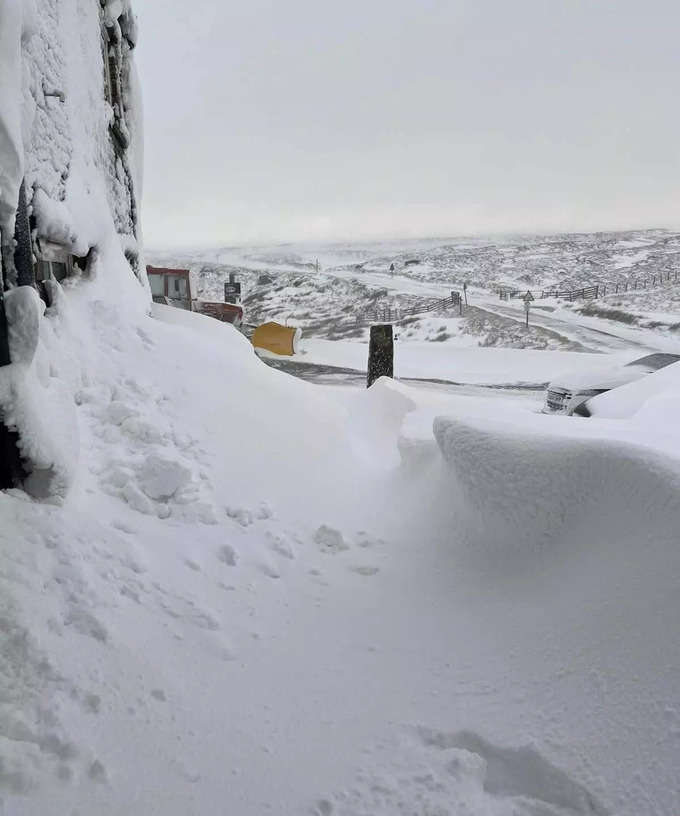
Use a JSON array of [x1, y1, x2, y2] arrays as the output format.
[[625, 353, 680, 370]]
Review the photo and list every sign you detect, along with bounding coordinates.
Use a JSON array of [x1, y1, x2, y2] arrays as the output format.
[[224, 281, 242, 303], [523, 290, 534, 302]]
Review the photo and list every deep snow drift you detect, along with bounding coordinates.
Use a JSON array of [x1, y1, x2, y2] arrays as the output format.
[[1, 254, 679, 814]]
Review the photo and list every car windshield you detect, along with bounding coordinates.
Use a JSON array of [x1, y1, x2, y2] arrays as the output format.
[[624, 353, 680, 371]]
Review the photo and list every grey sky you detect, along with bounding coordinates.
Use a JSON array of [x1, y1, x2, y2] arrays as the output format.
[[135, 0, 680, 248]]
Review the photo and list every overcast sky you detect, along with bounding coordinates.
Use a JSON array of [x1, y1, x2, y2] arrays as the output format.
[[135, 0, 680, 249]]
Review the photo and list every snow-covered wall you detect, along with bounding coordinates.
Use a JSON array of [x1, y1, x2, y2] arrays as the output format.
[[0, 0, 143, 275], [18, 0, 142, 266], [0, 0, 30, 237], [0, 0, 146, 496]]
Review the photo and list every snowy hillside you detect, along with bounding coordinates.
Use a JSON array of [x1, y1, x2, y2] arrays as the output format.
[[151, 228, 680, 298], [148, 230, 680, 359]]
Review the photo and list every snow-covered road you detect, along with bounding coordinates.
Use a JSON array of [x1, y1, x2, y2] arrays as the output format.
[[477, 299, 680, 354], [322, 264, 678, 356]]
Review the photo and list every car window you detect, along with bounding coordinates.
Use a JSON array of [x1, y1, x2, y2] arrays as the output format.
[[625, 353, 680, 371]]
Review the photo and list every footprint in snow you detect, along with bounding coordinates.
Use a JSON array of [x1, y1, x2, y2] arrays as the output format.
[[266, 531, 295, 560], [64, 607, 108, 643], [217, 544, 238, 566], [355, 531, 386, 549], [313, 525, 349, 554], [226, 506, 254, 527], [184, 558, 201, 572], [258, 561, 281, 580], [88, 760, 108, 783], [316, 727, 609, 816], [348, 565, 380, 576]]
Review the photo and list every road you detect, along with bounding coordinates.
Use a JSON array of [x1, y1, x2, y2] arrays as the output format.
[[261, 356, 544, 403], [476, 299, 673, 354]]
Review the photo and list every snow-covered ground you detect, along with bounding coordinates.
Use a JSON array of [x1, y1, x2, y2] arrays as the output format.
[[4, 4, 680, 813], [3, 241, 680, 813], [299, 339, 624, 387]]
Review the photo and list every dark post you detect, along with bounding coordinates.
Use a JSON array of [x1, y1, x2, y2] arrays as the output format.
[[0, 272, 9, 367], [0, 227, 23, 489], [367, 324, 393, 388], [0, 275, 10, 368]]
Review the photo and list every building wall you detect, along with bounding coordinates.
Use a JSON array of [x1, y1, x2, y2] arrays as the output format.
[[0, 0, 145, 493], [1, 0, 143, 287]]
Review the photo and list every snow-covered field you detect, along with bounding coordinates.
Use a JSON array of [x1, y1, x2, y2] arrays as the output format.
[[3, 229, 680, 814]]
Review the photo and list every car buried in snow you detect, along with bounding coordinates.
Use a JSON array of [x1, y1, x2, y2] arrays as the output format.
[[544, 353, 680, 416]]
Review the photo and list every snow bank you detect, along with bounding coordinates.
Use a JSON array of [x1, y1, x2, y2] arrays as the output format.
[[0, 287, 79, 496], [346, 377, 416, 468], [1, 259, 679, 813], [434, 411, 680, 561]]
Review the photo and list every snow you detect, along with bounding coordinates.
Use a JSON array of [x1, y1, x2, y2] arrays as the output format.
[[0, 286, 79, 497], [585, 360, 680, 420], [31, 188, 78, 249], [300, 337, 621, 386], [2, 7, 680, 814], [0, 249, 678, 814], [0, 0, 26, 234]]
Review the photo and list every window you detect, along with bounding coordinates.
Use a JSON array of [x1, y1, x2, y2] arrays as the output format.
[[35, 260, 51, 283], [51, 261, 68, 282], [148, 274, 165, 297], [34, 254, 73, 284], [166, 275, 188, 299]]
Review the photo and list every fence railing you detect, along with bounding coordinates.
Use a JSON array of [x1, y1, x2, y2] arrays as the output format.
[[349, 266, 680, 326], [498, 269, 680, 303], [361, 292, 461, 323]]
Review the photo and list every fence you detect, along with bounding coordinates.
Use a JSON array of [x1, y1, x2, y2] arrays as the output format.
[[346, 265, 680, 327], [361, 291, 461, 323], [498, 269, 680, 303]]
